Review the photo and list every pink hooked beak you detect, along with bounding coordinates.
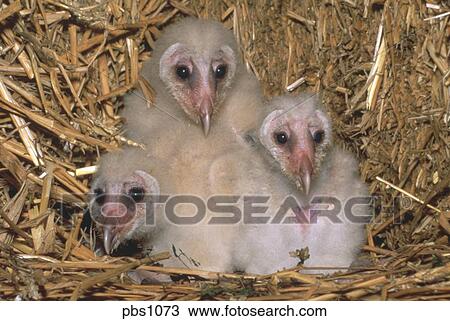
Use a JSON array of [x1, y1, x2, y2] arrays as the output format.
[[100, 202, 128, 255], [198, 94, 213, 136], [192, 67, 215, 136], [290, 130, 315, 195]]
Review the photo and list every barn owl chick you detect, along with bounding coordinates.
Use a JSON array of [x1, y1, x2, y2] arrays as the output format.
[[123, 18, 246, 137], [89, 152, 160, 255], [254, 93, 372, 272], [259, 93, 332, 195]]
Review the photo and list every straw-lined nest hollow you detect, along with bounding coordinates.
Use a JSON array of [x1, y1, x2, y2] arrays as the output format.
[[0, 0, 449, 300]]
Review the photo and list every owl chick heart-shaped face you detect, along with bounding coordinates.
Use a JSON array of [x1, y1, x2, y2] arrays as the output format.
[[260, 95, 332, 194], [159, 42, 237, 136], [89, 170, 160, 255]]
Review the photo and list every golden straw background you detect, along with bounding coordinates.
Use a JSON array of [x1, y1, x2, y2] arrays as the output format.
[[0, 0, 449, 300]]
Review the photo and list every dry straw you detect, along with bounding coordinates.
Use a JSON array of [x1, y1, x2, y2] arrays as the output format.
[[0, 0, 449, 300]]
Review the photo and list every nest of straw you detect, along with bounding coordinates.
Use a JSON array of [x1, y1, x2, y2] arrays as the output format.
[[0, 0, 449, 300]]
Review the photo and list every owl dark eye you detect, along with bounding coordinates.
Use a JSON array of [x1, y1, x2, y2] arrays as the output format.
[[128, 186, 145, 202], [93, 188, 105, 205], [313, 130, 325, 144], [214, 64, 227, 79], [274, 131, 288, 145], [176, 65, 190, 80]]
